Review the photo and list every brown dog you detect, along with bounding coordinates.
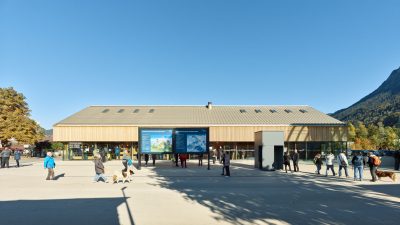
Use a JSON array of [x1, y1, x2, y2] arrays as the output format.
[[375, 170, 397, 182]]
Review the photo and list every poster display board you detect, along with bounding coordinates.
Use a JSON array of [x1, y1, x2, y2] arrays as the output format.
[[174, 128, 208, 153], [140, 129, 173, 154]]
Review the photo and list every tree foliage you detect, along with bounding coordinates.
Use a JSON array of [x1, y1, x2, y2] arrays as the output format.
[[0, 87, 44, 145], [349, 121, 399, 150]]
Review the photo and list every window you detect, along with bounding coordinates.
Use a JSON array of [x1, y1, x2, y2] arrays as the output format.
[[299, 109, 308, 113], [102, 109, 109, 113], [117, 109, 124, 113], [284, 109, 292, 113], [255, 109, 262, 113], [269, 109, 277, 113], [240, 109, 246, 113], [133, 109, 140, 113], [149, 109, 155, 113]]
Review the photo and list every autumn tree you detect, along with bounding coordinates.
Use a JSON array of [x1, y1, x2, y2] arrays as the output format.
[[0, 87, 44, 145]]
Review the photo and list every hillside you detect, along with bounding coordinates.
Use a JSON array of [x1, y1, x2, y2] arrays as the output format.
[[332, 67, 400, 126]]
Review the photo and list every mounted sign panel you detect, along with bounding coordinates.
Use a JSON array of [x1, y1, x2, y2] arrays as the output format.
[[140, 129, 173, 154], [174, 128, 209, 153]]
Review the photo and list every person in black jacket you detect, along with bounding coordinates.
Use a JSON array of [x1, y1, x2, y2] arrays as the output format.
[[144, 154, 149, 167], [394, 150, 400, 171], [292, 149, 300, 172], [314, 153, 323, 175], [283, 152, 291, 173]]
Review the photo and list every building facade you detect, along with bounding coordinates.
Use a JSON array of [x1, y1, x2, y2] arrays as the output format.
[[53, 103, 347, 160]]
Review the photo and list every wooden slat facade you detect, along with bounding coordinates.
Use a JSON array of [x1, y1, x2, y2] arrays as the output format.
[[54, 125, 347, 142], [53, 126, 138, 142]]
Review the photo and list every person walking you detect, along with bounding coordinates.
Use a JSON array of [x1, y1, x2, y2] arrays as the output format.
[[292, 149, 300, 172], [14, 149, 22, 168], [314, 153, 323, 175], [212, 149, 216, 164], [174, 153, 179, 167], [222, 151, 231, 177], [394, 150, 400, 171], [151, 154, 157, 166], [367, 152, 379, 182], [179, 154, 187, 168], [325, 152, 336, 176], [101, 146, 107, 163], [44, 152, 56, 180], [337, 151, 349, 178], [283, 152, 291, 173], [198, 153, 203, 166], [1, 147, 12, 168], [93, 154, 108, 183], [144, 154, 149, 167], [351, 152, 364, 181], [122, 150, 131, 172], [114, 146, 121, 160]]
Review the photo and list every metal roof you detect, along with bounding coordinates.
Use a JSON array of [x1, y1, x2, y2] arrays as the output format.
[[54, 105, 345, 126]]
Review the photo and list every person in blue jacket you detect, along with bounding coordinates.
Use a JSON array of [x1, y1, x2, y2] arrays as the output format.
[[115, 146, 121, 160], [44, 152, 56, 180]]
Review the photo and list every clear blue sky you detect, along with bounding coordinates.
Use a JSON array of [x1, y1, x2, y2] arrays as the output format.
[[1, 0, 400, 129]]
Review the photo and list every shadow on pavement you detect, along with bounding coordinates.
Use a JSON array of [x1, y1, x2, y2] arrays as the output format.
[[53, 173, 66, 180], [0, 198, 128, 225], [150, 162, 400, 225]]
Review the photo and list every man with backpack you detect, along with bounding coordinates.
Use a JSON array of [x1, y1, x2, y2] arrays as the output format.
[[367, 152, 381, 182], [351, 152, 365, 181]]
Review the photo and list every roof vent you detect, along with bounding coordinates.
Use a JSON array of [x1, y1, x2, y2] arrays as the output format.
[[255, 109, 262, 113], [299, 109, 307, 113], [117, 109, 124, 113], [133, 109, 140, 113], [284, 109, 292, 113], [240, 109, 246, 113], [149, 109, 155, 113], [207, 102, 212, 110], [269, 109, 277, 113], [102, 109, 109, 113]]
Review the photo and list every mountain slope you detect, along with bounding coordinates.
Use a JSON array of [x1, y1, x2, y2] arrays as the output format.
[[332, 67, 400, 126]]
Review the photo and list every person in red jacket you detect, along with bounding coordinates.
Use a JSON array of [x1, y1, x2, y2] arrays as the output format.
[[179, 154, 188, 168]]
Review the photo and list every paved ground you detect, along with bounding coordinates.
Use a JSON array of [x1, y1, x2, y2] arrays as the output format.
[[0, 158, 399, 225]]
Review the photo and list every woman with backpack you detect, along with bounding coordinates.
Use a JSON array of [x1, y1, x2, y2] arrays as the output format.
[[351, 152, 365, 181], [367, 152, 381, 182], [314, 153, 323, 175]]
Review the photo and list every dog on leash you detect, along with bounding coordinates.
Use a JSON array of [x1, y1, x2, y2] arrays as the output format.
[[112, 170, 134, 183], [375, 170, 397, 182]]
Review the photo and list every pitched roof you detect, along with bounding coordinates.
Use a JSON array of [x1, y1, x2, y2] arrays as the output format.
[[54, 105, 345, 126]]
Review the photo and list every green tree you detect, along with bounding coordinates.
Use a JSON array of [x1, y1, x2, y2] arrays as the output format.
[[367, 124, 379, 149], [0, 87, 44, 145], [383, 127, 398, 149], [356, 121, 368, 139], [348, 122, 356, 142], [51, 142, 64, 150]]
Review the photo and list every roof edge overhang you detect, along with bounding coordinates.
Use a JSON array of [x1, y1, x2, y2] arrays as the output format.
[[53, 123, 345, 127]]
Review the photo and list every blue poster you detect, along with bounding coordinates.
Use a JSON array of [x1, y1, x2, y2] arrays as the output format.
[[175, 129, 208, 153], [140, 129, 173, 154]]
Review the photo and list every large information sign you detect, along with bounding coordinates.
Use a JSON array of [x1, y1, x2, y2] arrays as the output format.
[[174, 128, 208, 153], [140, 129, 173, 154]]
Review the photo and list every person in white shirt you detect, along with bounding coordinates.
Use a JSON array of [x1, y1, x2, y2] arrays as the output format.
[[325, 152, 336, 176], [337, 151, 349, 178]]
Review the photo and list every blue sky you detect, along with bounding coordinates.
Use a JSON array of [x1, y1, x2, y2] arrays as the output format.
[[1, 0, 400, 129]]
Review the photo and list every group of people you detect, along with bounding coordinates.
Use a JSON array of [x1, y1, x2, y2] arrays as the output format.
[[314, 151, 383, 182], [0, 147, 22, 168], [283, 149, 300, 173], [285, 150, 383, 182]]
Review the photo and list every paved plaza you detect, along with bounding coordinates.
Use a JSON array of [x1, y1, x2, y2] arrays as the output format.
[[0, 159, 399, 225]]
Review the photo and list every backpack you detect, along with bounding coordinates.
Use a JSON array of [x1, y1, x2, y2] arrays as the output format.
[[353, 156, 363, 167], [372, 156, 381, 166]]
